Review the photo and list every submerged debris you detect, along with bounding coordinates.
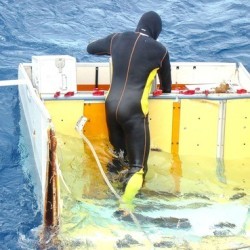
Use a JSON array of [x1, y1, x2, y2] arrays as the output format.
[[114, 210, 191, 230], [151, 217, 191, 229], [213, 222, 236, 237], [116, 234, 140, 248], [183, 192, 210, 200], [153, 240, 175, 248], [151, 148, 162, 152], [213, 229, 232, 237], [233, 187, 245, 192], [229, 192, 247, 200], [214, 222, 236, 229]]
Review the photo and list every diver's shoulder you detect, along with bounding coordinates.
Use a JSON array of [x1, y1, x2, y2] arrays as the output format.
[[116, 31, 135, 36], [156, 41, 167, 51], [149, 39, 167, 52], [112, 31, 136, 40]]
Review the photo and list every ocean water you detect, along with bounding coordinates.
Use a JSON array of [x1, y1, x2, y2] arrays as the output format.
[[0, 86, 41, 249], [0, 0, 250, 249]]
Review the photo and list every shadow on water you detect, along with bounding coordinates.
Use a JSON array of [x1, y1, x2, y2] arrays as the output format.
[[47, 133, 250, 249]]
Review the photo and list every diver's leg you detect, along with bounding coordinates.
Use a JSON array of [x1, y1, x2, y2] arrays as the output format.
[[106, 114, 127, 173], [119, 116, 150, 211], [125, 115, 150, 178], [105, 102, 127, 155]]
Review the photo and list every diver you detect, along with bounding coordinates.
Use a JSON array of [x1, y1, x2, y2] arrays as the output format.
[[87, 11, 172, 215]]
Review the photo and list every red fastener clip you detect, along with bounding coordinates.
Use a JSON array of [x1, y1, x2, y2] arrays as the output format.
[[236, 89, 247, 94], [54, 91, 61, 98], [203, 90, 210, 96], [182, 90, 195, 95], [153, 89, 163, 96], [93, 88, 104, 96], [64, 91, 75, 97]]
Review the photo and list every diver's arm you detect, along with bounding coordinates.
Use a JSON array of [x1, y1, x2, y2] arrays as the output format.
[[158, 52, 172, 93], [87, 33, 116, 55]]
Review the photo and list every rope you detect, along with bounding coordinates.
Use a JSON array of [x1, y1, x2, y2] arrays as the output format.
[[76, 129, 154, 249]]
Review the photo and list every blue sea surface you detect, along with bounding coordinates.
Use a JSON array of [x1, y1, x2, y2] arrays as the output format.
[[0, 86, 41, 249], [0, 0, 250, 249]]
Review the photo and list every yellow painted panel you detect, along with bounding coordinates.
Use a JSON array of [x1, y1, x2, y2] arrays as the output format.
[[224, 158, 250, 196], [180, 155, 220, 194], [171, 102, 181, 154], [45, 100, 84, 138], [179, 99, 219, 157], [83, 102, 108, 139], [179, 155, 250, 203], [224, 99, 250, 159], [148, 99, 173, 152]]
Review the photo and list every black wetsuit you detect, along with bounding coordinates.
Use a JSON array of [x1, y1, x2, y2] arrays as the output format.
[[87, 11, 172, 210]]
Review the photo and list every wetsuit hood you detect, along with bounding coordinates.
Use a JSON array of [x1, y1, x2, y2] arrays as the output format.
[[135, 11, 162, 40]]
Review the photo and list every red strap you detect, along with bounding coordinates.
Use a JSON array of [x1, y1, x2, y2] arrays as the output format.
[[93, 88, 104, 96], [237, 89, 247, 94], [64, 91, 75, 97], [153, 89, 163, 96], [180, 90, 195, 95], [54, 91, 61, 98]]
